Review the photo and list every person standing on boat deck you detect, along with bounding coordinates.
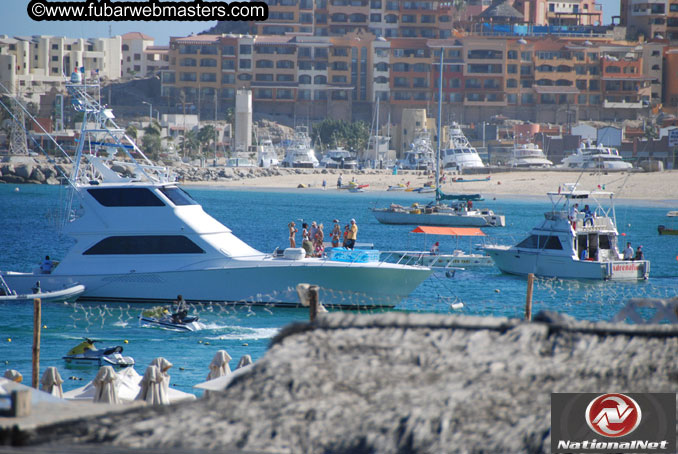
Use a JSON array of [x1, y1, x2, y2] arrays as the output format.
[[568, 203, 579, 221], [467, 199, 473, 210], [430, 242, 440, 255], [346, 219, 358, 250], [342, 224, 350, 247], [634, 245, 644, 261], [331, 220, 341, 247], [337, 174, 343, 188], [40, 256, 53, 274], [288, 222, 298, 248], [623, 242, 634, 260], [582, 204, 594, 226], [309, 222, 318, 245], [301, 223, 313, 257], [314, 224, 325, 257]]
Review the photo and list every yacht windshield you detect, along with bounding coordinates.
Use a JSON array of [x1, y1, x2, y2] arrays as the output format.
[[160, 187, 198, 206]]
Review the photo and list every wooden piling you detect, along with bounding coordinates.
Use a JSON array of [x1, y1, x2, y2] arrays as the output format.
[[308, 285, 320, 323], [32, 298, 41, 389], [525, 273, 534, 321]]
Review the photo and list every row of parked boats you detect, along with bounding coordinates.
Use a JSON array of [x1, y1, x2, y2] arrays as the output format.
[[256, 123, 633, 172]]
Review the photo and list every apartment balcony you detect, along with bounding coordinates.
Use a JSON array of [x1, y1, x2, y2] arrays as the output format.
[[603, 100, 644, 108]]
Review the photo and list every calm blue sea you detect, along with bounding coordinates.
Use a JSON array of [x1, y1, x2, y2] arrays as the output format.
[[1, 184, 677, 395]]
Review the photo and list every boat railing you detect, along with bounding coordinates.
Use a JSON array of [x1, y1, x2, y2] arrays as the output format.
[[573, 216, 615, 231]]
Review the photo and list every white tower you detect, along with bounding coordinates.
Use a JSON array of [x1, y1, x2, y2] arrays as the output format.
[[235, 89, 252, 154]]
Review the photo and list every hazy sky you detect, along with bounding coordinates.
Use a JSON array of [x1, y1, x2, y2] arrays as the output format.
[[3, 0, 620, 45]]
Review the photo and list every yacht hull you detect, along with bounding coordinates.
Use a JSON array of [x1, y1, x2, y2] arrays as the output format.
[[2, 261, 432, 308], [372, 209, 505, 227], [484, 247, 649, 280]]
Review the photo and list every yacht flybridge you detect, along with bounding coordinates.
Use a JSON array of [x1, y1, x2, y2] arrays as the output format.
[[483, 184, 649, 280], [1, 76, 430, 308]]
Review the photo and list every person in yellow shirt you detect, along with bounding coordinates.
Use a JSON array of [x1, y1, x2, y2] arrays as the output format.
[[346, 218, 358, 250]]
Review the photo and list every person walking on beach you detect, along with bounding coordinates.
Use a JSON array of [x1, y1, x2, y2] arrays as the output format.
[[337, 174, 343, 188], [322, 179, 327, 190], [331, 220, 341, 248], [288, 222, 298, 248], [346, 219, 358, 250], [623, 242, 634, 260]]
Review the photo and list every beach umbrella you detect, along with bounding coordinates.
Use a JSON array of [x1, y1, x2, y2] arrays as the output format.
[[135, 365, 169, 405], [3, 369, 23, 383], [93, 366, 120, 404], [204, 350, 231, 398], [236, 355, 252, 369], [207, 350, 232, 380], [40, 367, 64, 398]]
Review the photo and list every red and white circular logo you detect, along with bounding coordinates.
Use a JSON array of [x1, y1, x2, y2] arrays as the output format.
[[585, 393, 642, 438]]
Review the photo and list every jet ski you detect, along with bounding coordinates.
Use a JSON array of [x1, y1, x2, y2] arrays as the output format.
[[139, 306, 205, 332], [63, 338, 135, 367]]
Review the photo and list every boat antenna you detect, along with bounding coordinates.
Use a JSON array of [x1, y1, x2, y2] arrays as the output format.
[[435, 46, 443, 203]]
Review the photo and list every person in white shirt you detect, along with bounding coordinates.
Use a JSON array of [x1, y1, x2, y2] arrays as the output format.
[[623, 242, 634, 260], [568, 203, 579, 221]]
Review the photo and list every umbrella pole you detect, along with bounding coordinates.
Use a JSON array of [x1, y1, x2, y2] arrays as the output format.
[[32, 297, 41, 389]]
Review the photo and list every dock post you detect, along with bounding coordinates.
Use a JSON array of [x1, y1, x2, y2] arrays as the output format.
[[525, 273, 534, 321], [32, 298, 41, 389], [308, 285, 320, 323]]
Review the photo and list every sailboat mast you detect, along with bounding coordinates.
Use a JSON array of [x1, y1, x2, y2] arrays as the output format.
[[436, 47, 443, 201], [374, 99, 379, 163]]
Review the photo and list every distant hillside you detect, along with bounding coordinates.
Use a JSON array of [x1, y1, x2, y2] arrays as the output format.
[[200, 21, 251, 35]]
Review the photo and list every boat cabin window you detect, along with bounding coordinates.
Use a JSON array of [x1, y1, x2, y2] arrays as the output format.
[[517, 235, 563, 250], [159, 187, 198, 206], [598, 235, 612, 250], [83, 235, 205, 255], [88, 188, 165, 207]]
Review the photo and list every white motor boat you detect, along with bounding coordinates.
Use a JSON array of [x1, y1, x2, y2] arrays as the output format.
[[399, 129, 434, 170], [0, 79, 429, 308], [257, 138, 279, 168], [560, 142, 632, 170], [226, 157, 256, 167], [0, 274, 85, 303], [63, 338, 135, 368], [320, 147, 358, 169], [483, 184, 649, 280], [442, 123, 485, 170], [508, 143, 553, 168], [281, 127, 319, 168]]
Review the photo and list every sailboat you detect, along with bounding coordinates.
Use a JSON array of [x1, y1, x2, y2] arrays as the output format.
[[371, 50, 505, 228]]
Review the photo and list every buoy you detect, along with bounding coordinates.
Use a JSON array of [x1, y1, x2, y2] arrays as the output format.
[[198, 340, 203, 343], [242, 343, 248, 346], [14, 187, 19, 192], [123, 339, 128, 344], [495, 289, 500, 293], [6, 338, 10, 342], [621, 232, 626, 236], [450, 302, 464, 310], [43, 325, 47, 329], [179, 367, 185, 371], [204, 342, 210, 345]]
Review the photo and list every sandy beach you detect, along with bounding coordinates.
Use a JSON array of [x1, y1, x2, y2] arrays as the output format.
[[183, 168, 678, 202]]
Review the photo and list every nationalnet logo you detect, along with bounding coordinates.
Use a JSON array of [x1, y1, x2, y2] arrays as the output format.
[[585, 393, 641, 438], [552, 393, 676, 453]]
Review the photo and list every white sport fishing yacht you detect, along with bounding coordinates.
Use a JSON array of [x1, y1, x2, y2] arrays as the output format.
[[508, 143, 553, 168], [257, 137, 279, 168], [483, 184, 649, 280], [442, 123, 484, 170], [281, 126, 319, 168], [400, 129, 434, 170], [560, 142, 632, 170], [1, 77, 430, 308]]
